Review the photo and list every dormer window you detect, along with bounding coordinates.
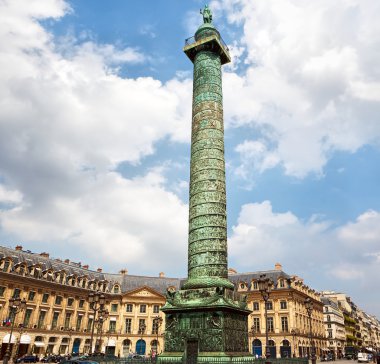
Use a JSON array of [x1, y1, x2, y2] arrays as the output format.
[[113, 285, 120, 294]]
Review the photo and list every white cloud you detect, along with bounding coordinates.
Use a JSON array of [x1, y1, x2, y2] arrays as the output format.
[[1, 169, 188, 274], [219, 0, 380, 178], [229, 200, 380, 315], [0, 0, 192, 274]]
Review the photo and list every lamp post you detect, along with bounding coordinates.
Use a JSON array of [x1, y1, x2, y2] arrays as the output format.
[[95, 309, 109, 354], [14, 324, 27, 360], [291, 328, 299, 358], [305, 297, 316, 364], [153, 316, 163, 356], [258, 274, 273, 359], [3, 297, 27, 364], [88, 291, 106, 355]]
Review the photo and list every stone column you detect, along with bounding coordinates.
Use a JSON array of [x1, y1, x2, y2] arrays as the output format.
[[183, 22, 233, 291]]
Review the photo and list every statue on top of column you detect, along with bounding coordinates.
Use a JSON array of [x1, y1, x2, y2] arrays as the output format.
[[200, 5, 212, 24]]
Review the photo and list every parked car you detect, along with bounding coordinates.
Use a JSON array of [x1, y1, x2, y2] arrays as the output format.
[[358, 353, 369, 363], [16, 355, 39, 363]]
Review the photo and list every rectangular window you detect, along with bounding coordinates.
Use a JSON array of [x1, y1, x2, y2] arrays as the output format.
[[280, 301, 287, 309], [64, 313, 71, 329], [253, 317, 260, 332], [87, 318, 93, 331], [140, 304, 146, 313], [55, 296, 62, 305], [109, 320, 116, 333], [76, 315, 83, 331], [0, 286, 6, 297], [138, 319, 146, 334], [23, 309, 33, 327], [253, 282, 258, 290], [266, 301, 273, 310], [67, 298, 74, 307], [328, 323, 332, 328], [111, 304, 118, 312], [253, 302, 259, 311], [125, 318, 132, 334], [267, 317, 274, 332], [3, 261, 10, 272], [13, 288, 21, 298], [152, 319, 159, 334], [153, 305, 160, 314], [42, 293, 49, 303], [126, 304, 133, 313], [28, 291, 36, 301], [328, 331, 333, 338], [52, 312, 59, 329], [37, 311, 46, 329], [79, 300, 85, 308], [281, 317, 289, 332]]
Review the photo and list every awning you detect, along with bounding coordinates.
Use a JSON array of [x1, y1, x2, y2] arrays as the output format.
[[109, 317, 117, 321], [20, 334, 32, 344], [34, 342, 45, 347], [2, 334, 16, 344], [107, 339, 116, 347]]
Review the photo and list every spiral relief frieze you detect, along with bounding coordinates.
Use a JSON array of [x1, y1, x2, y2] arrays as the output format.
[[187, 48, 228, 284]]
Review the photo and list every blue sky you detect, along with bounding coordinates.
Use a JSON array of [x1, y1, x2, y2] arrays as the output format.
[[0, 0, 379, 318]]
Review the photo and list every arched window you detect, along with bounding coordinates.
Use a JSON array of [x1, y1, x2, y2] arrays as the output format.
[[151, 339, 158, 355], [252, 339, 262, 357], [122, 339, 131, 357], [136, 339, 146, 355], [113, 285, 120, 294]]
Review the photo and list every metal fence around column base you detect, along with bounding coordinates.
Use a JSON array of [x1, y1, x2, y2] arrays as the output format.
[[89, 357, 309, 364]]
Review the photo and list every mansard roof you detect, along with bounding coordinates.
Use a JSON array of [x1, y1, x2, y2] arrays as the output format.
[[104, 273, 181, 295], [0, 245, 293, 295], [0, 246, 105, 280], [228, 269, 292, 290]]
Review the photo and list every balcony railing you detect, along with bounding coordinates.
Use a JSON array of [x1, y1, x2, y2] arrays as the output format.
[[185, 32, 229, 53]]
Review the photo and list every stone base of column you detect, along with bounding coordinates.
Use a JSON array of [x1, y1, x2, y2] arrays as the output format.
[[159, 286, 253, 363]]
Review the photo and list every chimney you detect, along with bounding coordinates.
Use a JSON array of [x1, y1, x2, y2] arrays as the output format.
[[275, 262, 282, 271], [159, 272, 165, 278], [64, 259, 70, 264], [40, 252, 50, 258], [119, 269, 128, 275], [83, 265, 89, 270], [228, 268, 237, 274], [97, 268, 102, 273], [15, 245, 23, 251]]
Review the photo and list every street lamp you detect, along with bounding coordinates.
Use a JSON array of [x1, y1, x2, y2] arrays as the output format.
[[305, 297, 316, 364], [14, 324, 27, 360], [258, 274, 273, 359], [3, 297, 27, 364], [95, 309, 109, 354], [291, 328, 299, 358], [139, 321, 146, 338], [153, 316, 163, 356], [88, 291, 106, 355]]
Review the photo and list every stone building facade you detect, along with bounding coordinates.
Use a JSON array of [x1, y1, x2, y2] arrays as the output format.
[[8, 246, 380, 359], [0, 245, 178, 359], [230, 264, 327, 358], [321, 297, 346, 357]]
